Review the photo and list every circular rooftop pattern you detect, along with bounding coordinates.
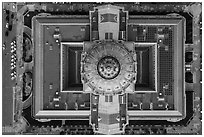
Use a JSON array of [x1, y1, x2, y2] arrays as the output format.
[[97, 56, 120, 80], [82, 41, 135, 94]]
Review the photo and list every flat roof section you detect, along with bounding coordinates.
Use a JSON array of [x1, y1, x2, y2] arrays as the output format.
[[127, 15, 186, 121], [32, 15, 91, 119]]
